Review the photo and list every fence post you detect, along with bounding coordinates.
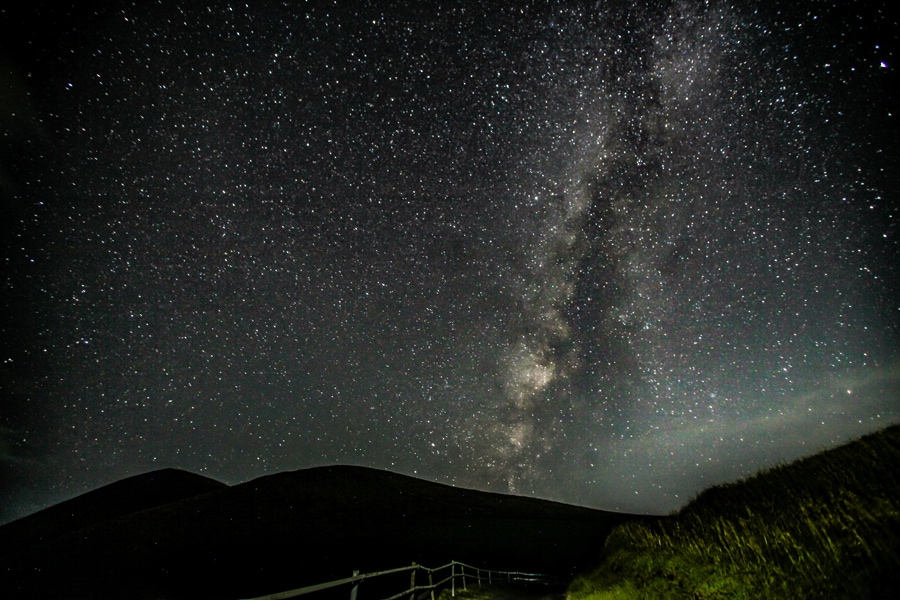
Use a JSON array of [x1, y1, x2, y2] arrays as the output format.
[[451, 563, 455, 597], [429, 570, 435, 600], [350, 570, 359, 600], [409, 563, 417, 600], [461, 565, 466, 591]]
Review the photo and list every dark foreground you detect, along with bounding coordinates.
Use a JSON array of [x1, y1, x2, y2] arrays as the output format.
[[0, 466, 636, 600]]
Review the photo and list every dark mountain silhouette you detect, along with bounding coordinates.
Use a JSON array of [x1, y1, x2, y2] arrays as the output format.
[[0, 465, 638, 600], [0, 468, 226, 549]]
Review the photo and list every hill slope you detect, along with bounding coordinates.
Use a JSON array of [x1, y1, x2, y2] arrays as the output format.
[[567, 424, 900, 599], [0, 468, 226, 549], [0, 465, 635, 600]]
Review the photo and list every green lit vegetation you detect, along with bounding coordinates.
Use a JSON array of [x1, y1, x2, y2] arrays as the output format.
[[438, 581, 566, 600], [567, 424, 900, 599]]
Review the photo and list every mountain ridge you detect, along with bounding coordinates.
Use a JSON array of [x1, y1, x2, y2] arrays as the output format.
[[0, 464, 638, 600], [0, 467, 227, 548]]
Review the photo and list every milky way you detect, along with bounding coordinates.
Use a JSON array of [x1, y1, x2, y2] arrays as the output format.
[[1, 0, 898, 522]]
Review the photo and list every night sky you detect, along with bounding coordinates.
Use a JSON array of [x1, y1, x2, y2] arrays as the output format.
[[2, 0, 898, 524]]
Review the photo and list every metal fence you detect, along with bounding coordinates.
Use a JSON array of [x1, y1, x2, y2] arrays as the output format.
[[243, 560, 562, 600]]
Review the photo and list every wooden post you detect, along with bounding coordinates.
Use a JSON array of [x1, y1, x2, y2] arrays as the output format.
[[410, 563, 417, 600], [350, 570, 359, 600]]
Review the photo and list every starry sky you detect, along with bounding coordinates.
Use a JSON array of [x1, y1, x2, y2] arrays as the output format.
[[1, 0, 898, 524]]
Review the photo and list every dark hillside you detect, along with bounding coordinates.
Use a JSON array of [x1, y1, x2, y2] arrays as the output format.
[[0, 468, 227, 549], [0, 465, 637, 600]]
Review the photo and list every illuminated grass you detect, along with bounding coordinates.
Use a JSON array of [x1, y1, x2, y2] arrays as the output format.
[[567, 424, 900, 599], [438, 582, 566, 600]]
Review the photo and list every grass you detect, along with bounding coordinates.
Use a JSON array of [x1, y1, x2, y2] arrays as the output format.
[[437, 581, 566, 600], [566, 424, 900, 599]]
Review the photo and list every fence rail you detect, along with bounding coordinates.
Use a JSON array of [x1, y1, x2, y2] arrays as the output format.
[[243, 560, 562, 600]]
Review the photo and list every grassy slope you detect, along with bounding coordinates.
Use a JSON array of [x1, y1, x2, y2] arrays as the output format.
[[567, 424, 900, 599], [437, 581, 567, 600]]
